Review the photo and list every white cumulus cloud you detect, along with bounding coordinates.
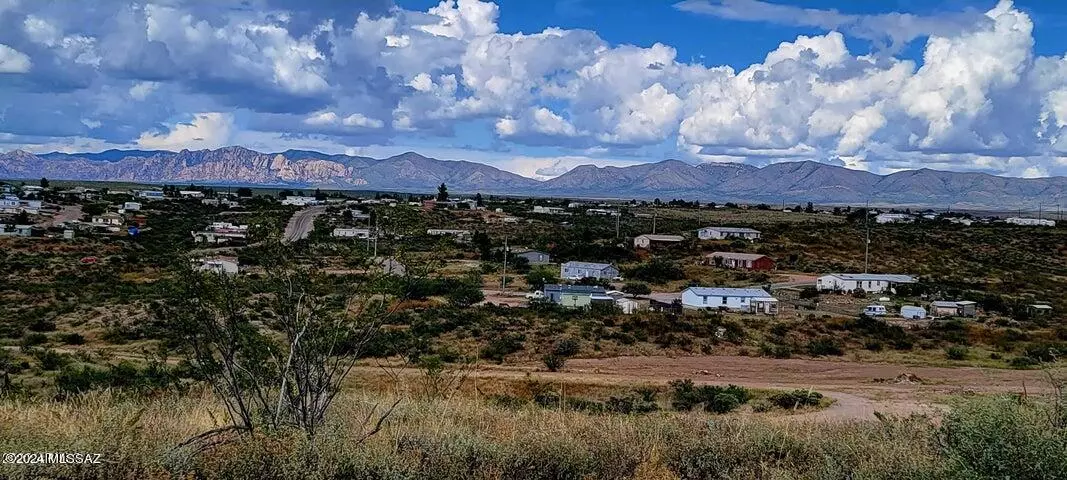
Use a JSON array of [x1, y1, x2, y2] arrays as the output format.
[[137, 112, 233, 150]]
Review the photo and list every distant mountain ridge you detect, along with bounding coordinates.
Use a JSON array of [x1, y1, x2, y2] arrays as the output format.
[[1, 147, 1064, 207]]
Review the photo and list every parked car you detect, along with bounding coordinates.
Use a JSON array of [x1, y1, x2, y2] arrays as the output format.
[[864, 305, 887, 316]]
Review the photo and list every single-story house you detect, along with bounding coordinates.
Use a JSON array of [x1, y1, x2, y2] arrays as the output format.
[[930, 300, 978, 318], [138, 190, 165, 200], [1029, 304, 1053, 316], [198, 256, 240, 275], [123, 202, 142, 211], [875, 213, 912, 224], [426, 229, 471, 239], [633, 234, 685, 249], [900, 305, 927, 319], [706, 252, 775, 271], [560, 261, 620, 280], [697, 226, 762, 241], [532, 206, 567, 215], [542, 284, 607, 307], [816, 273, 917, 294], [681, 287, 779, 315], [516, 250, 551, 265], [179, 190, 205, 198], [281, 196, 320, 206], [1006, 217, 1056, 227], [91, 213, 124, 226], [332, 228, 372, 238]]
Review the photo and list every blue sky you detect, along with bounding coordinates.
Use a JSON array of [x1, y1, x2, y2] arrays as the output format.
[[3, 0, 1067, 178]]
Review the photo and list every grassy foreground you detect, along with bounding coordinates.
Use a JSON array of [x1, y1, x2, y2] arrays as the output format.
[[0, 388, 1065, 480]]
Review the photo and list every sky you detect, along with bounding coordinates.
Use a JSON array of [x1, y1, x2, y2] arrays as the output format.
[[3, 0, 1067, 179]]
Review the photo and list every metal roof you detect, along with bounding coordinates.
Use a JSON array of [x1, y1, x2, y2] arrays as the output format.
[[636, 234, 684, 241], [707, 252, 769, 261], [684, 287, 773, 298], [561, 261, 615, 270], [931, 301, 960, 307], [823, 273, 916, 283], [699, 226, 761, 233], [543, 284, 606, 294]]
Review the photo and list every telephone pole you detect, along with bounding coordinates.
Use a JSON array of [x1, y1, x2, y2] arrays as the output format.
[[373, 213, 379, 258], [500, 235, 508, 292], [615, 211, 620, 239], [864, 199, 871, 274]]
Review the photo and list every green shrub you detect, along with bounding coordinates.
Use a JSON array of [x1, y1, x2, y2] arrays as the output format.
[[769, 390, 824, 409], [58, 332, 85, 345], [945, 345, 969, 360], [807, 337, 844, 356], [552, 337, 581, 357], [706, 393, 741, 414], [542, 354, 565, 372], [940, 396, 1067, 480], [20, 332, 48, 348], [479, 333, 525, 363]]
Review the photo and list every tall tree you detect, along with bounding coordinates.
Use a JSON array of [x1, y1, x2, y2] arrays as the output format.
[[436, 183, 448, 201], [475, 192, 483, 207], [155, 239, 404, 443], [39, 177, 49, 188]]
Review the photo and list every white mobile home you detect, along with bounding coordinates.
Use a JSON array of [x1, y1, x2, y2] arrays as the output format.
[[817, 273, 916, 294], [697, 226, 761, 241], [332, 228, 372, 238], [560, 261, 620, 280], [633, 234, 685, 249], [681, 287, 778, 315], [875, 213, 912, 224]]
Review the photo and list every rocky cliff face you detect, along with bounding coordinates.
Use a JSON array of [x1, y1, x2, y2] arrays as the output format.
[[2, 148, 1065, 207]]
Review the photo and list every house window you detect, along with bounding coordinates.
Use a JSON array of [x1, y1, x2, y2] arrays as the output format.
[[702, 296, 707, 304], [867, 281, 872, 289], [721, 296, 728, 305]]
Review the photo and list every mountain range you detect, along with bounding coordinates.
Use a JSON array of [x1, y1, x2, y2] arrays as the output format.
[[1, 147, 1065, 208]]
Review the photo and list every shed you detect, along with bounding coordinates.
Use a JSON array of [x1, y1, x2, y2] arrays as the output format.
[[900, 305, 927, 319]]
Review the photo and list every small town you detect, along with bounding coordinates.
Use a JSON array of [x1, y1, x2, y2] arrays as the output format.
[[3, 0, 1067, 478]]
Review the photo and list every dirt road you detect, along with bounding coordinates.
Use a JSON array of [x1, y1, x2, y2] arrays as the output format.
[[368, 355, 1060, 421], [282, 205, 327, 243], [559, 355, 1059, 420], [39, 204, 82, 227]]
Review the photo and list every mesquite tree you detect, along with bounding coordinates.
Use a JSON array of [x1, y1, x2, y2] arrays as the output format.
[[157, 239, 403, 443]]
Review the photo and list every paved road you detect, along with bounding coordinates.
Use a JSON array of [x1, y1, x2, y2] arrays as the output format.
[[282, 205, 327, 243]]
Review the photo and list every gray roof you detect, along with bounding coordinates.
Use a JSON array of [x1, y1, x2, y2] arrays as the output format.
[[700, 226, 761, 233], [543, 284, 606, 294], [824, 273, 916, 283], [708, 252, 770, 261], [684, 287, 773, 298], [636, 234, 685, 241], [931, 301, 959, 308], [561, 261, 615, 270]]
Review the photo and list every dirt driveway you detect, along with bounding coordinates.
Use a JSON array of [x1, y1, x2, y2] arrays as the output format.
[[555, 355, 1060, 420]]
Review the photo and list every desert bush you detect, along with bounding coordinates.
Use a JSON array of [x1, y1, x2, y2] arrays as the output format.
[[945, 345, 969, 360], [58, 332, 85, 345], [769, 390, 824, 410], [940, 395, 1067, 479], [807, 337, 844, 356], [541, 354, 565, 372], [479, 333, 525, 363], [552, 337, 581, 357]]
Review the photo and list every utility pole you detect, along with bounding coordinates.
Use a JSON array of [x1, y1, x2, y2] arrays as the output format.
[[864, 199, 871, 274], [501, 235, 508, 292], [652, 211, 657, 234], [373, 214, 379, 258], [615, 211, 620, 239]]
